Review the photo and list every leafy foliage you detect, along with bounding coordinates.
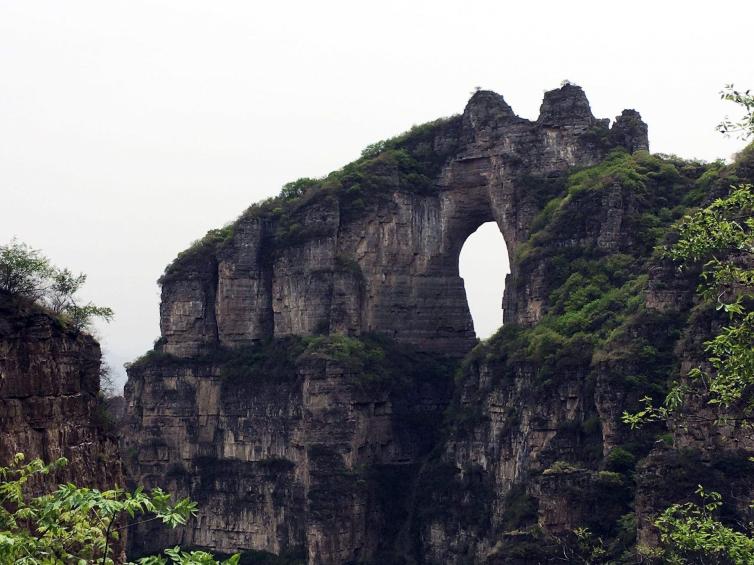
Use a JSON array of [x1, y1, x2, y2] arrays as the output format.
[[717, 85, 754, 140], [0, 239, 55, 300], [137, 547, 240, 565], [623, 183, 754, 426], [0, 239, 113, 330], [279, 178, 318, 201], [667, 184, 754, 266], [648, 486, 754, 564], [0, 453, 237, 564]]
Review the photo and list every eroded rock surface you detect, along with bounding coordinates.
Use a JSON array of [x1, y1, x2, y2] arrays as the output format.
[[129, 84, 754, 565], [124, 337, 453, 562], [156, 84, 646, 359], [0, 291, 122, 489]]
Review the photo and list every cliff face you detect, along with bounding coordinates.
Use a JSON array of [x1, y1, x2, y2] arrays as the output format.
[[417, 149, 754, 563], [156, 85, 645, 359], [125, 337, 453, 562], [125, 84, 754, 564], [0, 292, 122, 489]]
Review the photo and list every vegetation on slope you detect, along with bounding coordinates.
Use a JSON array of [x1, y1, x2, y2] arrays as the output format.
[[419, 139, 754, 563], [131, 332, 456, 400], [159, 116, 460, 283], [467, 148, 719, 397], [623, 181, 754, 563]]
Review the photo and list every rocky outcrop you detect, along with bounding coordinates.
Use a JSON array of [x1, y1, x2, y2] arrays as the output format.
[[0, 291, 122, 489], [156, 84, 647, 359], [416, 148, 754, 563], [126, 83, 732, 564]]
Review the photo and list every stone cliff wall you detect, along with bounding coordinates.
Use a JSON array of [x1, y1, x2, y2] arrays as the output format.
[[124, 84, 687, 564], [124, 337, 453, 562], [0, 291, 122, 490], [415, 145, 754, 563], [156, 84, 647, 359]]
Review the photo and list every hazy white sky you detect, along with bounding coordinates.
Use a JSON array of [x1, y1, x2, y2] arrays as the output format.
[[1, 1, 752, 390]]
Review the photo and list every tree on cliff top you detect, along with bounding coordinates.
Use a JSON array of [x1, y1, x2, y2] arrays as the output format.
[[0, 239, 53, 300], [0, 238, 113, 331]]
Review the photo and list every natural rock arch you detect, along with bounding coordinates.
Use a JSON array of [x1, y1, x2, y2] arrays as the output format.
[[125, 84, 652, 561], [459, 222, 509, 338], [158, 84, 648, 358]]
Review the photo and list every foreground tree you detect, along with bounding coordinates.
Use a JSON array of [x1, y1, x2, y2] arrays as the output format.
[[717, 85, 754, 140], [0, 454, 238, 564], [651, 487, 754, 564]]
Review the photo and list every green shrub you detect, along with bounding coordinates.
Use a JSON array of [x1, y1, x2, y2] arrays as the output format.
[[0, 454, 236, 564], [280, 178, 319, 200], [543, 460, 584, 475], [0, 239, 114, 331], [605, 447, 636, 474]]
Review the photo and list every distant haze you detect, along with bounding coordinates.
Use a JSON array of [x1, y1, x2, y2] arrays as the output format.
[[1, 1, 752, 391]]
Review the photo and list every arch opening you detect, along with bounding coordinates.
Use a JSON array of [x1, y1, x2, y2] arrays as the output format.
[[458, 222, 510, 339]]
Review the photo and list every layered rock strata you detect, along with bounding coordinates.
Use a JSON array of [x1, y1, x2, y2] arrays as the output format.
[[156, 85, 646, 359], [125, 84, 671, 563], [0, 291, 122, 489]]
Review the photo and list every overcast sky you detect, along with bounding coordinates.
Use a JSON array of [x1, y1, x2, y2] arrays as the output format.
[[1, 1, 752, 391]]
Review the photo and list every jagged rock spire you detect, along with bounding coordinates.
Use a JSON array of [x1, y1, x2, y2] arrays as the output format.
[[537, 83, 597, 126]]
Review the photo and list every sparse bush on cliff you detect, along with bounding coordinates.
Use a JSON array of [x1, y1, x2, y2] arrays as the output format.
[[279, 177, 319, 201], [158, 226, 234, 285], [360, 140, 386, 159], [0, 238, 113, 330]]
